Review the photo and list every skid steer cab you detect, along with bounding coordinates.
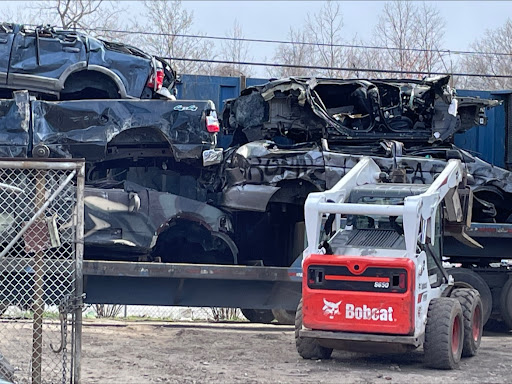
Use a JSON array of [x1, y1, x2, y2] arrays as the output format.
[[296, 157, 484, 369]]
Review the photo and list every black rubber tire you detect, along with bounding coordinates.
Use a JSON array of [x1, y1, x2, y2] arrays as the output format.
[[272, 308, 296, 325], [451, 288, 483, 357], [424, 298, 464, 369], [499, 278, 512, 330], [446, 267, 492, 324], [241, 308, 275, 324], [295, 299, 333, 360]]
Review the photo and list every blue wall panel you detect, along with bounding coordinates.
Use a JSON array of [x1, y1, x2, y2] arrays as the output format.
[[454, 90, 507, 168]]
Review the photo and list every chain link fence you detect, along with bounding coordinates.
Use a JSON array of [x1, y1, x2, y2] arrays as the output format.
[[0, 160, 84, 384]]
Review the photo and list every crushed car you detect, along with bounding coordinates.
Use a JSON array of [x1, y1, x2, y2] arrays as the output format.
[[0, 75, 506, 269], [30, 97, 222, 166], [0, 23, 176, 100], [222, 75, 497, 145], [83, 182, 237, 263]]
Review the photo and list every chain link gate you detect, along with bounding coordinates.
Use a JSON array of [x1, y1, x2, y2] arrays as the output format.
[[0, 160, 85, 384]]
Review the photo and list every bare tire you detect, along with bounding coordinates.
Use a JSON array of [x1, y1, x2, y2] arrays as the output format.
[[295, 299, 332, 360], [451, 288, 483, 357], [241, 309, 274, 324], [446, 267, 492, 324], [424, 298, 464, 369], [499, 278, 512, 330], [272, 308, 296, 325]]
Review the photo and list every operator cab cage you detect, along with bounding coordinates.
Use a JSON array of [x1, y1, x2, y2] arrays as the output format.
[[321, 183, 447, 287], [328, 184, 429, 252]]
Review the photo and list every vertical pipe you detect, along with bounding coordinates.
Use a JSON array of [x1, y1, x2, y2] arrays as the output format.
[[31, 171, 45, 384], [73, 162, 85, 384]]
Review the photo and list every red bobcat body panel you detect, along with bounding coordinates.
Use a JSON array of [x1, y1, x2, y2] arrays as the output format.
[[302, 254, 416, 335]]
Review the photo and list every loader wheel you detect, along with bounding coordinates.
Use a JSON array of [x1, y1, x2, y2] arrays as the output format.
[[424, 298, 464, 369], [446, 267, 492, 324], [451, 288, 483, 357], [241, 309, 275, 324], [272, 308, 296, 325], [295, 299, 332, 360]]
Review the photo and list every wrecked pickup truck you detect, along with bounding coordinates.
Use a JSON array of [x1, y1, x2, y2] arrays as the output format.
[[0, 91, 232, 263], [0, 23, 175, 100], [222, 75, 497, 145]]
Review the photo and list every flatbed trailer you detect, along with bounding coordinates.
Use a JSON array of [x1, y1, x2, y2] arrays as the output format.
[[79, 219, 512, 329]]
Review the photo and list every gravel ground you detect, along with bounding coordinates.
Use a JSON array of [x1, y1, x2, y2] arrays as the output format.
[[79, 320, 512, 384]]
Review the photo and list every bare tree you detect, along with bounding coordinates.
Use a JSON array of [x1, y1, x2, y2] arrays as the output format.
[[215, 19, 253, 77], [458, 19, 512, 90], [135, 0, 215, 75], [414, 2, 446, 74], [373, 1, 447, 78], [345, 37, 387, 79], [374, 1, 420, 76], [271, 1, 364, 79], [269, 27, 316, 78], [305, 0, 346, 77], [34, 0, 124, 39]]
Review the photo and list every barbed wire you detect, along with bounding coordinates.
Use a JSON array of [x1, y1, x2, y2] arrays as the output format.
[[19, 23, 511, 78], [87, 27, 512, 58], [167, 57, 512, 79]]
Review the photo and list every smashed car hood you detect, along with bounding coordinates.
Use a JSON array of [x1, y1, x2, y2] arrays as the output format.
[[222, 76, 499, 145]]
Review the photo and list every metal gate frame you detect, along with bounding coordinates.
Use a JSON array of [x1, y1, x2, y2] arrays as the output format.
[[0, 159, 84, 384]]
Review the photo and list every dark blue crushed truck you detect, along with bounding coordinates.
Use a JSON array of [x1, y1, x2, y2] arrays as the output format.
[[0, 23, 175, 100]]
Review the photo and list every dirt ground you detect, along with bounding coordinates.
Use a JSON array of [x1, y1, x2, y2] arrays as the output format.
[[80, 320, 512, 384]]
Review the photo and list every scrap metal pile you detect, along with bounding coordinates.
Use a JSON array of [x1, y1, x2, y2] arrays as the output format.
[[0, 25, 507, 266]]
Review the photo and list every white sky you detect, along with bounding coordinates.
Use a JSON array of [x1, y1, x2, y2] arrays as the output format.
[[4, 1, 512, 76]]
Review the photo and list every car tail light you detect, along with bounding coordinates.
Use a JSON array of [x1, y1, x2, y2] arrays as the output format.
[[148, 58, 165, 91], [206, 113, 220, 133], [147, 68, 164, 91]]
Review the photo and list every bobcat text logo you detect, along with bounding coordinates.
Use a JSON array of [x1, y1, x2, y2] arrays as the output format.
[[322, 298, 342, 319], [345, 304, 394, 322]]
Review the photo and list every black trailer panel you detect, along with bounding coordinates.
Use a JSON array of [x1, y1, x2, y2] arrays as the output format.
[[83, 260, 302, 310]]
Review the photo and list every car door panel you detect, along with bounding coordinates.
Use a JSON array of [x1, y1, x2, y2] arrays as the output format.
[[8, 27, 86, 94]]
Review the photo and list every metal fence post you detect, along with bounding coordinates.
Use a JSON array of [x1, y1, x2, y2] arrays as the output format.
[[73, 162, 85, 384], [31, 171, 46, 384]]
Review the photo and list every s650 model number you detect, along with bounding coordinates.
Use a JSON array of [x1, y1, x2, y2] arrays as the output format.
[[374, 282, 389, 288]]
